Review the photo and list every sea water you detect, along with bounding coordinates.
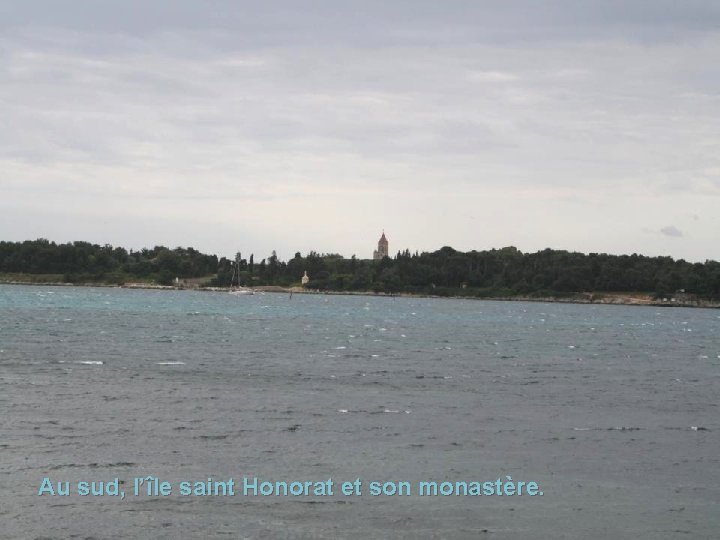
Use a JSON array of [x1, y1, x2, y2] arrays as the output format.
[[0, 284, 718, 538]]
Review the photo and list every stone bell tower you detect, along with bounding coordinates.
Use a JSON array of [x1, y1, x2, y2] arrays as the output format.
[[373, 231, 389, 260]]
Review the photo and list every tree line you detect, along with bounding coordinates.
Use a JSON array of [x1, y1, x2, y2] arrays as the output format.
[[0, 239, 217, 285], [1, 239, 719, 299]]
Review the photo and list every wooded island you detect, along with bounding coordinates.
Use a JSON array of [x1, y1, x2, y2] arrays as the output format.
[[1, 239, 718, 303]]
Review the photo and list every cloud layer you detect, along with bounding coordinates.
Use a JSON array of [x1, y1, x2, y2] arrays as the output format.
[[1, 1, 719, 261]]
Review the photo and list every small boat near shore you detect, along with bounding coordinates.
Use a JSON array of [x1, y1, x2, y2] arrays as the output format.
[[228, 261, 254, 295], [229, 287, 254, 295]]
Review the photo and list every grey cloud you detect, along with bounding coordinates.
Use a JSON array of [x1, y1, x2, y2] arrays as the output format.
[[660, 226, 683, 237], [2, 1, 720, 50]]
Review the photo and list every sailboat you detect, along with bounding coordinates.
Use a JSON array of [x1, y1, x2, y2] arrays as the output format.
[[228, 261, 254, 295]]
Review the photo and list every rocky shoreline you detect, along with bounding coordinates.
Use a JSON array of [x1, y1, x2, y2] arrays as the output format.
[[1, 279, 718, 309]]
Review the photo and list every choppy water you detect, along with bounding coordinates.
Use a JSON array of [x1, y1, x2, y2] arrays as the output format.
[[1, 284, 719, 539]]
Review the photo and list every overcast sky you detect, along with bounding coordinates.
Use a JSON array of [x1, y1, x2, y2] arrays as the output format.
[[1, 1, 718, 261]]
